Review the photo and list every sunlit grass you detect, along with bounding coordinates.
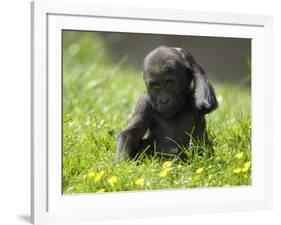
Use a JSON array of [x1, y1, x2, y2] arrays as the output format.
[[62, 31, 251, 194]]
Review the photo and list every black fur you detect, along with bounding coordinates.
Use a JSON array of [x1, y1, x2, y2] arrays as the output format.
[[115, 46, 218, 161]]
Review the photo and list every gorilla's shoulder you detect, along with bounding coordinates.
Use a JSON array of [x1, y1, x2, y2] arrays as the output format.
[[137, 93, 152, 105]]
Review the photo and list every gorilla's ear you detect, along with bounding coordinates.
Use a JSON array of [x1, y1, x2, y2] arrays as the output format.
[[174, 48, 218, 114]]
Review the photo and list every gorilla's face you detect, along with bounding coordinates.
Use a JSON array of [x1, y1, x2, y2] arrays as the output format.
[[143, 47, 192, 117]]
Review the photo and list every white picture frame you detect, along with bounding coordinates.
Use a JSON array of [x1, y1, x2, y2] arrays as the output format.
[[31, 1, 273, 224]]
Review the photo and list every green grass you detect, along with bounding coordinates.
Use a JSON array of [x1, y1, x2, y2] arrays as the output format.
[[63, 31, 251, 194]]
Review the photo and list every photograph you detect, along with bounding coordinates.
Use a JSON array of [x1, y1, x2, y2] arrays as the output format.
[[62, 30, 251, 194]]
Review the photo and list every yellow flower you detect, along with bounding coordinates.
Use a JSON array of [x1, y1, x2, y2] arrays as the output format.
[[233, 168, 242, 173], [159, 162, 174, 178], [235, 152, 244, 159], [94, 172, 103, 183], [96, 188, 105, 193], [108, 176, 117, 186], [86, 171, 96, 179], [242, 161, 251, 172], [134, 178, 144, 186], [159, 168, 169, 177], [208, 175, 214, 181], [163, 161, 172, 169], [165, 166, 172, 172], [196, 167, 204, 174], [84, 171, 104, 182]]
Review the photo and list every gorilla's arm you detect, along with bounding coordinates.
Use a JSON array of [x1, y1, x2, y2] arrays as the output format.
[[115, 94, 153, 161]]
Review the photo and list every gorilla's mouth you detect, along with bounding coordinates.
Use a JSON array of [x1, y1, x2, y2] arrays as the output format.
[[161, 110, 177, 117], [158, 99, 185, 117], [158, 105, 178, 117]]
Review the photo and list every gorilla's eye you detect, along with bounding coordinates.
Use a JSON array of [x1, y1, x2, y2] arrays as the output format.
[[150, 82, 160, 90]]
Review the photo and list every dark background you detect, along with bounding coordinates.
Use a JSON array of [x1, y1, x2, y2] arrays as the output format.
[[98, 32, 251, 82]]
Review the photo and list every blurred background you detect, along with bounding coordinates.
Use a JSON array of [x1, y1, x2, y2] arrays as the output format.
[[64, 31, 251, 82], [99, 32, 251, 82]]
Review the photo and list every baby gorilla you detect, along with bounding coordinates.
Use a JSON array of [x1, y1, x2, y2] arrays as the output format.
[[115, 46, 218, 161]]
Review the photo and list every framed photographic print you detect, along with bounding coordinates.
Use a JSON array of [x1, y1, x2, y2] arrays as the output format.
[[31, 1, 273, 224]]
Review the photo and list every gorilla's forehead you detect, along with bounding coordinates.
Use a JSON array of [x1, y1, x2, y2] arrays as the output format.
[[143, 46, 185, 77], [146, 58, 177, 75]]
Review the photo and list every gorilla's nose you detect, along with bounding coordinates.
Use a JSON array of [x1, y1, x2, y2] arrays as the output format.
[[159, 97, 171, 105]]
